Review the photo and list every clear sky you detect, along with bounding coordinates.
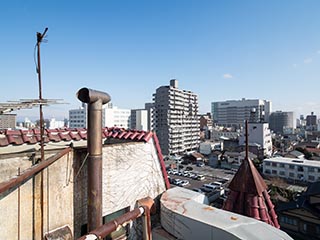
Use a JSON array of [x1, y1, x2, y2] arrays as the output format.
[[1, 0, 320, 120]]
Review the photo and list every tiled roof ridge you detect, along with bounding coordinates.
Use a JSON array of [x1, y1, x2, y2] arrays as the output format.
[[0, 127, 153, 147], [228, 158, 267, 195], [223, 158, 280, 229]]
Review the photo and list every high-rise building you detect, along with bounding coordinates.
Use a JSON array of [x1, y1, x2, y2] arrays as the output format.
[[153, 79, 200, 156], [306, 112, 317, 131], [211, 98, 272, 128], [269, 111, 295, 134], [0, 114, 16, 129], [131, 109, 148, 131]]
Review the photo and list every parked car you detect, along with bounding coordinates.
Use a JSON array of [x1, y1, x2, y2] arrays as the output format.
[[186, 166, 193, 171], [188, 172, 196, 178], [192, 174, 199, 180], [179, 180, 190, 187], [192, 188, 203, 193], [197, 162, 205, 167], [197, 174, 205, 181], [200, 187, 212, 193], [202, 184, 216, 191], [172, 178, 182, 185], [210, 181, 223, 187]]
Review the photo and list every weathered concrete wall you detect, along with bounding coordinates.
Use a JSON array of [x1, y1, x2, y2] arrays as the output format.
[[0, 149, 74, 240], [74, 140, 167, 238], [102, 139, 166, 215]]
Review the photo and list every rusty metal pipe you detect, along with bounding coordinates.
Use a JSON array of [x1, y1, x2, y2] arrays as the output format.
[[78, 207, 144, 240], [0, 147, 72, 194], [78, 197, 154, 240], [77, 87, 111, 231]]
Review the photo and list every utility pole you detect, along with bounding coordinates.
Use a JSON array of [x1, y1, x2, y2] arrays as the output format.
[[36, 27, 48, 240]]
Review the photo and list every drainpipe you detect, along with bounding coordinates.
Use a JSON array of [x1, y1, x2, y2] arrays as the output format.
[[77, 88, 111, 231]]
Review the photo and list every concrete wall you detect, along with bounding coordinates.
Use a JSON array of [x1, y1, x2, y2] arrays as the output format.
[[0, 139, 167, 239], [0, 150, 74, 240], [74, 140, 167, 238]]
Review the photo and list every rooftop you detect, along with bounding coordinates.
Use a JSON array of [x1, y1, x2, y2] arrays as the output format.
[[161, 187, 292, 240], [264, 156, 320, 167]]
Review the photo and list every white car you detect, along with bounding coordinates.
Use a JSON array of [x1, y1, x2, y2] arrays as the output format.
[[179, 180, 189, 187], [173, 179, 182, 185]]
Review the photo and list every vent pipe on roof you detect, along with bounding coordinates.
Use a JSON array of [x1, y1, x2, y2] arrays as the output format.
[[77, 87, 111, 231]]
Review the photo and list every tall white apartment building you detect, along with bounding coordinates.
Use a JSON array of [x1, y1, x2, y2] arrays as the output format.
[[239, 122, 273, 157], [211, 98, 272, 128], [69, 104, 131, 129], [131, 109, 148, 131], [153, 79, 200, 156], [103, 106, 131, 128], [263, 157, 320, 182]]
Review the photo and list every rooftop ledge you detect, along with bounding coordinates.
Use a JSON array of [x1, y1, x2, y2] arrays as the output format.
[[160, 187, 293, 240]]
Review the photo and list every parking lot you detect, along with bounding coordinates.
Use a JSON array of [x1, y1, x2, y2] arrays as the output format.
[[165, 159, 236, 193]]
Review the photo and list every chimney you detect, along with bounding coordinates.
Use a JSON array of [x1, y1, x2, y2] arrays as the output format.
[[77, 87, 111, 231]]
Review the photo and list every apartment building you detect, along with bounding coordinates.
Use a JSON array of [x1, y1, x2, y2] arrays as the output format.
[[103, 106, 131, 129], [153, 79, 200, 156], [211, 98, 272, 128], [69, 103, 131, 129], [0, 114, 16, 129], [263, 157, 320, 182], [69, 107, 87, 128]]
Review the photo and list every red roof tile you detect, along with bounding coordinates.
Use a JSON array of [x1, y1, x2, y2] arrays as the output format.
[[223, 158, 280, 228], [0, 127, 155, 147], [0, 135, 9, 147], [6, 130, 24, 145]]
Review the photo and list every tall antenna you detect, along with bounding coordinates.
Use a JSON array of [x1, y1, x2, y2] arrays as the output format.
[[36, 27, 48, 162], [36, 27, 48, 240], [245, 119, 249, 160]]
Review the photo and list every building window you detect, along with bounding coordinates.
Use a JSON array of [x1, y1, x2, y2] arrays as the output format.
[[272, 162, 277, 167], [289, 165, 295, 169], [272, 170, 277, 175], [289, 172, 295, 178], [279, 171, 285, 176], [309, 167, 315, 172], [265, 162, 271, 166], [279, 163, 285, 168], [297, 174, 304, 180], [308, 175, 315, 181], [280, 216, 298, 226]]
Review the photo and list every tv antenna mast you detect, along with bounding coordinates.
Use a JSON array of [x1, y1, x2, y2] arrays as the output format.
[[36, 27, 48, 162]]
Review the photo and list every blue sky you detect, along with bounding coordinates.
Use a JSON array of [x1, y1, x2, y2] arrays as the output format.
[[1, 0, 320, 120]]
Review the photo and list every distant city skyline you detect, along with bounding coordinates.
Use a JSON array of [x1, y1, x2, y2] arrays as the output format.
[[1, 1, 320, 120]]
